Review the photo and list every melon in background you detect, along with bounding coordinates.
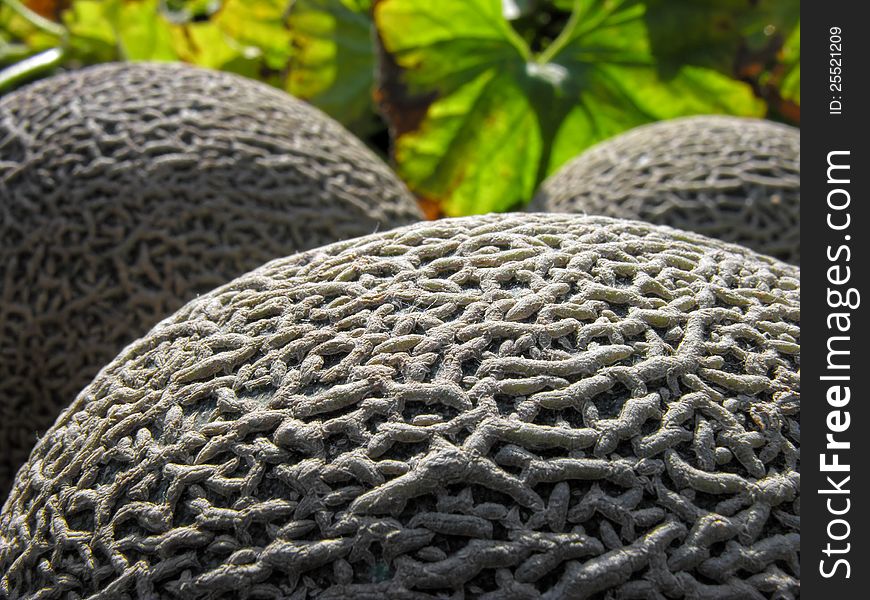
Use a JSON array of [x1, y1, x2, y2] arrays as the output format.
[[0, 62, 423, 495], [530, 116, 800, 264]]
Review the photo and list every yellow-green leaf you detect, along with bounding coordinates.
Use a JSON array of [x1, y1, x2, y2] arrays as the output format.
[[287, 0, 376, 133], [376, 0, 769, 216]]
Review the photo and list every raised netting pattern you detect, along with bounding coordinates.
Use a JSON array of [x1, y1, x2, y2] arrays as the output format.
[[0, 62, 422, 496], [0, 215, 800, 599], [530, 116, 800, 264]]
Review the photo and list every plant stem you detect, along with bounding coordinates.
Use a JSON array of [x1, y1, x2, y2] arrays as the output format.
[[0, 46, 64, 92], [503, 15, 533, 62], [536, 0, 582, 64]]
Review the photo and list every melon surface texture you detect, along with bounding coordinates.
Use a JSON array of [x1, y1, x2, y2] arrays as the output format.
[[0, 214, 800, 599], [0, 62, 422, 495], [530, 116, 800, 264]]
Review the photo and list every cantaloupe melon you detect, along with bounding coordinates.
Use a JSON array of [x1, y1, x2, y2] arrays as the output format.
[[1, 214, 799, 599], [0, 62, 422, 496], [531, 116, 800, 264]]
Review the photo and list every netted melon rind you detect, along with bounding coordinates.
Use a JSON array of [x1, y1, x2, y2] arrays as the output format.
[[1, 214, 799, 599], [0, 62, 423, 496], [530, 116, 800, 264]]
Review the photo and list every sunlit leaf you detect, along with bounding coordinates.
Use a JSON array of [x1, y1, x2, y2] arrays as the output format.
[[376, 0, 768, 216], [780, 21, 799, 105], [170, 19, 239, 68], [111, 0, 176, 60], [1, 1, 61, 58], [62, 0, 293, 74], [160, 0, 223, 24], [287, 0, 380, 133], [58, 1, 114, 62], [215, 0, 292, 71], [396, 70, 542, 213]]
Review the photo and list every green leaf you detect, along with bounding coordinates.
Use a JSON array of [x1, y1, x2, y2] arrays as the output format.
[[63, 0, 292, 74], [211, 0, 292, 71], [0, 2, 62, 59], [160, 0, 223, 24], [645, 0, 796, 70], [111, 0, 177, 60], [376, 0, 768, 216], [3, 0, 298, 93], [171, 19, 240, 68], [780, 21, 799, 105], [63, 0, 120, 62], [395, 69, 543, 213], [60, 1, 108, 40], [0, 40, 33, 67], [1, 0, 65, 37], [63, 0, 178, 61], [287, 0, 377, 133]]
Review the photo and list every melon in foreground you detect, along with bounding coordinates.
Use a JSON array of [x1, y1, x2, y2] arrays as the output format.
[[530, 116, 800, 264], [0, 214, 800, 599], [0, 62, 423, 496]]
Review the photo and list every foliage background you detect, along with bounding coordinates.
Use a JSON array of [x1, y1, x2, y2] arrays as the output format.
[[1, 0, 800, 218]]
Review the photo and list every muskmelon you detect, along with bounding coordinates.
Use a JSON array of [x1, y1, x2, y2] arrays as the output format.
[[0, 214, 800, 599], [0, 62, 423, 497], [530, 116, 800, 263]]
